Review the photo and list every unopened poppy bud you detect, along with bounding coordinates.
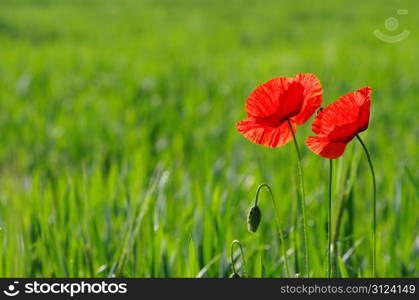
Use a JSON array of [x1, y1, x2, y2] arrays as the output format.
[[247, 205, 261, 232], [230, 273, 241, 278]]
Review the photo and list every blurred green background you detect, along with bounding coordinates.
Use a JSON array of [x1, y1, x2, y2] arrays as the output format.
[[0, 0, 417, 277]]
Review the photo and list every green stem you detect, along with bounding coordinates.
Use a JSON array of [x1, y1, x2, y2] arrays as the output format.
[[255, 184, 290, 277], [356, 134, 376, 277], [231, 240, 247, 276], [286, 119, 309, 277], [328, 159, 333, 278]]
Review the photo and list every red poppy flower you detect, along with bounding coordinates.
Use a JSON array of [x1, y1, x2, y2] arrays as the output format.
[[306, 87, 371, 159], [236, 74, 322, 147]]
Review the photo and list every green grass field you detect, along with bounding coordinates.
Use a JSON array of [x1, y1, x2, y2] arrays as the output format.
[[0, 0, 418, 277]]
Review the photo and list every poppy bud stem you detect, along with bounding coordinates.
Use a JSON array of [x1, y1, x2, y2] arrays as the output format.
[[230, 240, 246, 277], [287, 119, 309, 277], [356, 134, 376, 277], [253, 183, 290, 277], [328, 159, 333, 278]]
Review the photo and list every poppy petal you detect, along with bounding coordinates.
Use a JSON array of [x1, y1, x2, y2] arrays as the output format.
[[355, 87, 371, 132], [311, 90, 360, 137], [306, 136, 347, 159], [291, 73, 322, 125], [245, 77, 290, 118], [278, 81, 304, 121], [356, 86, 372, 101], [237, 117, 294, 147]]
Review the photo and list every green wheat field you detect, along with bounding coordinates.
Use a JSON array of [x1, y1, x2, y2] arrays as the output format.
[[0, 0, 418, 277]]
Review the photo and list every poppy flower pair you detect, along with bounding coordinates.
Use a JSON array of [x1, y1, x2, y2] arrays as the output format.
[[237, 74, 376, 277], [236, 73, 371, 158]]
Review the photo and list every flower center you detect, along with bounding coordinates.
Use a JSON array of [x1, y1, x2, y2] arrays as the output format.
[[256, 114, 285, 128]]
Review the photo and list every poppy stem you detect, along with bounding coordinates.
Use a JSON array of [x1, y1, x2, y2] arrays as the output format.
[[327, 159, 333, 278], [230, 240, 247, 277], [355, 134, 376, 277], [254, 184, 290, 277], [286, 119, 309, 277]]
